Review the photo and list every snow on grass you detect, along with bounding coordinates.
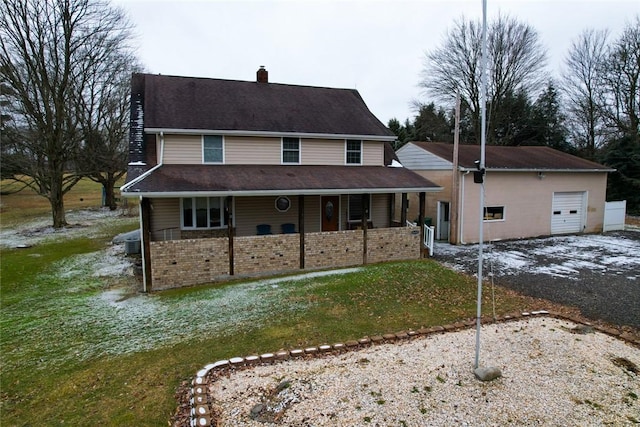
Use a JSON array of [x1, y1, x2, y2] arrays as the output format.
[[0, 208, 129, 249], [1, 246, 362, 372]]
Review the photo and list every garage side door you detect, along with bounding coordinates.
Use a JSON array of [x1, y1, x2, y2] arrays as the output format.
[[551, 192, 586, 234]]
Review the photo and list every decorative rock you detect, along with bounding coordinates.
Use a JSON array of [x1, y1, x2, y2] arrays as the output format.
[[474, 366, 502, 382], [275, 351, 290, 360], [196, 416, 210, 426], [290, 349, 304, 357], [371, 335, 384, 343], [212, 360, 229, 370], [442, 324, 456, 331], [194, 376, 205, 384], [229, 357, 244, 366], [431, 325, 445, 332], [195, 405, 209, 415], [382, 333, 396, 341], [194, 395, 206, 405], [319, 344, 332, 352], [358, 337, 371, 345], [333, 343, 345, 351], [245, 355, 260, 364], [395, 332, 409, 340], [304, 347, 318, 354], [193, 385, 207, 395], [345, 340, 359, 348], [407, 330, 418, 337], [250, 403, 265, 419], [259, 353, 274, 362]]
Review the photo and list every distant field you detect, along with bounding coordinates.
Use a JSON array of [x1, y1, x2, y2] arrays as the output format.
[[0, 176, 134, 226]]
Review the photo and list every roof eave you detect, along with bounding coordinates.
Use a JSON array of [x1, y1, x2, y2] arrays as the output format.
[[458, 167, 616, 173], [144, 128, 396, 142], [122, 186, 443, 198]]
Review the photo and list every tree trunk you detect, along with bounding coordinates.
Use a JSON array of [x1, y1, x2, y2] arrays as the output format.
[[103, 177, 118, 210], [50, 189, 67, 228]]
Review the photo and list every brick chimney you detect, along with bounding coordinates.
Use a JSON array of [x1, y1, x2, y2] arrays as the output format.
[[257, 66, 268, 83]]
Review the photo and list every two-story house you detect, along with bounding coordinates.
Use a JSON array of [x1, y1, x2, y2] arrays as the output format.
[[121, 69, 442, 291]]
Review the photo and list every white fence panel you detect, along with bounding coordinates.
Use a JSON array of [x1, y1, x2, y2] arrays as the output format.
[[603, 200, 626, 232], [424, 225, 435, 256]]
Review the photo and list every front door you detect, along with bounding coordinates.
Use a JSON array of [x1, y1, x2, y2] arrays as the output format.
[[321, 196, 340, 231]]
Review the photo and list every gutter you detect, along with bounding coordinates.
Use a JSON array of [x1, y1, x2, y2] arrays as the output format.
[[458, 167, 616, 173], [143, 127, 397, 142], [122, 186, 444, 199]]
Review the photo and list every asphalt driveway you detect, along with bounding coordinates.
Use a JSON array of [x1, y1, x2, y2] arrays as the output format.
[[433, 231, 640, 329]]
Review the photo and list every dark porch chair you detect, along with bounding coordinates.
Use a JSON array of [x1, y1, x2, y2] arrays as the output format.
[[256, 224, 272, 235], [281, 223, 296, 234]]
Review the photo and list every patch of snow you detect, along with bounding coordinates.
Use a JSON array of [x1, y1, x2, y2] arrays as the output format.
[[0, 208, 134, 248], [388, 160, 403, 168]]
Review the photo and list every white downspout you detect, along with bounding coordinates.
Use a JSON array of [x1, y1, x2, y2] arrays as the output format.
[[459, 171, 470, 244]]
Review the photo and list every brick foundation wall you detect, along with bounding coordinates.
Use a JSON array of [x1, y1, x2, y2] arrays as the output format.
[[150, 238, 229, 290], [305, 230, 364, 269], [368, 226, 421, 263], [234, 234, 300, 275], [149, 228, 422, 290]]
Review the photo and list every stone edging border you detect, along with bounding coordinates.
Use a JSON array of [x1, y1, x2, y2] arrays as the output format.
[[185, 311, 640, 427]]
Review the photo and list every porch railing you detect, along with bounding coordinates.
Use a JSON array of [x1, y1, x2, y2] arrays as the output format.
[[424, 224, 435, 256]]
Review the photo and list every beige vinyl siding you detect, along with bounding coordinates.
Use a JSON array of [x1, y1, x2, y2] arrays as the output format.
[[371, 194, 390, 227], [150, 198, 181, 240], [363, 141, 384, 166], [225, 136, 280, 164], [162, 134, 202, 164], [234, 196, 297, 236], [301, 139, 344, 165]]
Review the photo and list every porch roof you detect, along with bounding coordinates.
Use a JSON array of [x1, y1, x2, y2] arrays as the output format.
[[121, 164, 442, 197]]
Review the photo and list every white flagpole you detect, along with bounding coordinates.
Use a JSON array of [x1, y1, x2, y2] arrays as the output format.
[[474, 0, 488, 370]]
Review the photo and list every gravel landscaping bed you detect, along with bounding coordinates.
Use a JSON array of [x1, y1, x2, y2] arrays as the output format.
[[198, 316, 639, 426]]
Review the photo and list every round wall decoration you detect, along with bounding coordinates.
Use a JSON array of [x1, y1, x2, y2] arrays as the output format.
[[275, 196, 291, 212]]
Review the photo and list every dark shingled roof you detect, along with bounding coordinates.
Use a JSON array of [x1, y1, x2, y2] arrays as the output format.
[[412, 142, 613, 171], [123, 164, 441, 195], [134, 73, 394, 138]]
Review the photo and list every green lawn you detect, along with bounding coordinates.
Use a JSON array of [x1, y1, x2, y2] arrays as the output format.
[[0, 181, 553, 425]]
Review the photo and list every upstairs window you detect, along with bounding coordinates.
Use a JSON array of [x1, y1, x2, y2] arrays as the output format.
[[346, 139, 362, 164], [182, 197, 227, 229], [282, 137, 300, 164], [203, 135, 223, 163]]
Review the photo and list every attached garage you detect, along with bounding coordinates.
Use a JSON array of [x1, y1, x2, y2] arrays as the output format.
[[396, 142, 615, 244], [551, 191, 586, 234]]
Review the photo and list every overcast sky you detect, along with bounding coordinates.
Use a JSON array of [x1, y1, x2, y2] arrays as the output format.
[[115, 0, 639, 126]]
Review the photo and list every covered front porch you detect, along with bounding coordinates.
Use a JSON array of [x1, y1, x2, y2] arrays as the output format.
[[124, 164, 441, 291]]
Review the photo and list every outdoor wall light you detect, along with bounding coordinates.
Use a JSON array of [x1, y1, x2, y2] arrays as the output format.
[[538, 172, 546, 180]]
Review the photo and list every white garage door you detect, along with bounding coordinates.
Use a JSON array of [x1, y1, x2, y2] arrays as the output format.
[[551, 192, 586, 234]]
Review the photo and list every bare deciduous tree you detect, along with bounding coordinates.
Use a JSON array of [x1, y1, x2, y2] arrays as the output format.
[[0, 0, 135, 227], [562, 28, 609, 158], [600, 17, 640, 140], [420, 14, 547, 144]]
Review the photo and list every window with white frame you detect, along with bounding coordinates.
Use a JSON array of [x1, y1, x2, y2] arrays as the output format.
[[282, 137, 300, 164], [346, 139, 362, 164], [483, 206, 505, 221], [348, 194, 371, 221], [203, 135, 223, 163], [182, 197, 227, 228]]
